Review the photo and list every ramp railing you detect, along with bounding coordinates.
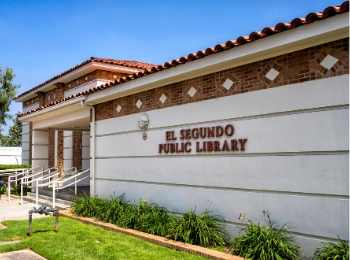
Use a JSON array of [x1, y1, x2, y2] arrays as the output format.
[[51, 169, 90, 208]]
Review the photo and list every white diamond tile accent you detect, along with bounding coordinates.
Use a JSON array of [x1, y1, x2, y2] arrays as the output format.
[[222, 78, 234, 90], [320, 54, 338, 70], [187, 87, 197, 97], [136, 99, 143, 109], [265, 68, 280, 81], [159, 94, 167, 104], [116, 105, 122, 113]]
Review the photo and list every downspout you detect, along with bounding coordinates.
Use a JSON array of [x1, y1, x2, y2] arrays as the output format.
[[81, 99, 96, 197]]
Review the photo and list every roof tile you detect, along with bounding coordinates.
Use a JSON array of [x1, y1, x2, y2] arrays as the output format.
[[19, 1, 349, 117]]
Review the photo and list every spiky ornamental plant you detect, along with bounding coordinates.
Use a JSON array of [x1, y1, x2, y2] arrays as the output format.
[[169, 210, 226, 247], [230, 211, 299, 260], [134, 200, 173, 236], [314, 240, 349, 260]]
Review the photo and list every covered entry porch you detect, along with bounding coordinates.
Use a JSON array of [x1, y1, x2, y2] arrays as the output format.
[[20, 98, 92, 198]]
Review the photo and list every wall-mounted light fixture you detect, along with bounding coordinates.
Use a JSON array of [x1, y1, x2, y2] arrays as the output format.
[[138, 113, 150, 140]]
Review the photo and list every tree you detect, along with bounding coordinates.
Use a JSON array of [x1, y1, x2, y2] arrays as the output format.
[[0, 67, 17, 134], [0, 116, 22, 146]]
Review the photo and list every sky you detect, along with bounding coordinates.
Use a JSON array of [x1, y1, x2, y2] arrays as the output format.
[[0, 0, 341, 132]]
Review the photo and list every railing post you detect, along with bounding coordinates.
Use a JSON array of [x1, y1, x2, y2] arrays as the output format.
[[75, 176, 77, 195], [52, 182, 56, 209], [35, 179, 39, 207], [20, 179, 23, 205]]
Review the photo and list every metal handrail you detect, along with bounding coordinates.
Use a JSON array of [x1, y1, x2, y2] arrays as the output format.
[[21, 167, 57, 185], [54, 169, 89, 186], [12, 167, 90, 208], [8, 167, 56, 203], [51, 169, 90, 208], [7, 167, 44, 202]]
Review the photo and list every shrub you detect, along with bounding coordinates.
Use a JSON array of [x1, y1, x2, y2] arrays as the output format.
[[0, 185, 6, 197], [9, 184, 31, 196], [72, 196, 106, 218], [230, 212, 299, 260], [134, 200, 174, 236], [314, 240, 349, 260], [72, 197, 226, 247], [169, 210, 226, 247], [72, 196, 173, 235]]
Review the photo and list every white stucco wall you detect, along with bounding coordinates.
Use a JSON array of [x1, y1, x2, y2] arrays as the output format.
[[0, 147, 22, 164], [93, 75, 349, 258], [21, 122, 31, 165], [31, 129, 48, 169], [82, 131, 90, 170], [63, 130, 73, 170]]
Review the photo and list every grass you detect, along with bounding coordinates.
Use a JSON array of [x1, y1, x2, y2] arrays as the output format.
[[0, 164, 30, 170], [0, 217, 204, 260]]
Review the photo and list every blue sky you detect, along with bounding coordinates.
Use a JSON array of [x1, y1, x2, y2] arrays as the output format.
[[0, 0, 341, 132]]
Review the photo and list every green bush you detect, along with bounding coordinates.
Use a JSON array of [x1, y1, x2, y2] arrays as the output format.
[[169, 210, 226, 247], [0, 164, 30, 170], [314, 240, 349, 260], [72, 197, 225, 247], [134, 200, 174, 236], [10, 184, 31, 196], [0, 185, 6, 196], [230, 213, 299, 260], [72, 197, 173, 235]]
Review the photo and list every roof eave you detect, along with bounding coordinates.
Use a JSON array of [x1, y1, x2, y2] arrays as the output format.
[[15, 61, 143, 102]]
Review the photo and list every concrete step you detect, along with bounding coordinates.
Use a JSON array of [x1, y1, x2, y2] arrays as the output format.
[[26, 193, 72, 209]]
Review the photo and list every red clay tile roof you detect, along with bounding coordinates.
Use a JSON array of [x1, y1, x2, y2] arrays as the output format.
[[19, 1, 349, 117], [16, 57, 157, 100]]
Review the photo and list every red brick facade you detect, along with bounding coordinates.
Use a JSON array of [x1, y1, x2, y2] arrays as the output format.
[[48, 128, 55, 168], [66, 70, 127, 89], [22, 70, 128, 112], [57, 130, 64, 174], [72, 130, 82, 170], [95, 39, 349, 121]]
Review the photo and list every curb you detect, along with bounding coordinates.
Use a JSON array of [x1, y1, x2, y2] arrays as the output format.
[[60, 209, 243, 260]]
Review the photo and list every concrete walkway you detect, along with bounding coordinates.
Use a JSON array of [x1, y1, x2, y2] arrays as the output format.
[[0, 249, 46, 260], [0, 197, 47, 222]]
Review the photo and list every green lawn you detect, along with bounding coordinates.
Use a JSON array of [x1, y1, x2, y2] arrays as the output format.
[[0, 217, 204, 260]]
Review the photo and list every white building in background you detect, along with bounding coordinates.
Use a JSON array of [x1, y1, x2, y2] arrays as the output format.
[[0, 147, 22, 165]]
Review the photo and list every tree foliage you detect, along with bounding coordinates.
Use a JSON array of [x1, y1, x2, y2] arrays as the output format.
[[0, 67, 17, 133], [0, 116, 22, 146]]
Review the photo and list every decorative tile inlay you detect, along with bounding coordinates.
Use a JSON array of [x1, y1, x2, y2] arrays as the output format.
[[265, 68, 280, 81], [159, 94, 167, 104], [136, 99, 143, 109], [222, 78, 234, 90], [116, 104, 122, 113], [320, 54, 338, 70], [187, 87, 197, 97]]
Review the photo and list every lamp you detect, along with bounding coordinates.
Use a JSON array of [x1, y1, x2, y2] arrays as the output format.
[[138, 113, 150, 140]]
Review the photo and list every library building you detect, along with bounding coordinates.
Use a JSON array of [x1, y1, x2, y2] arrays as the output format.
[[16, 2, 349, 258]]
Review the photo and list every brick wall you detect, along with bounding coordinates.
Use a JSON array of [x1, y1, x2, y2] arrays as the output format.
[[57, 130, 64, 174], [66, 70, 127, 90], [22, 70, 128, 112], [72, 130, 82, 169], [48, 128, 55, 168], [95, 38, 349, 121]]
